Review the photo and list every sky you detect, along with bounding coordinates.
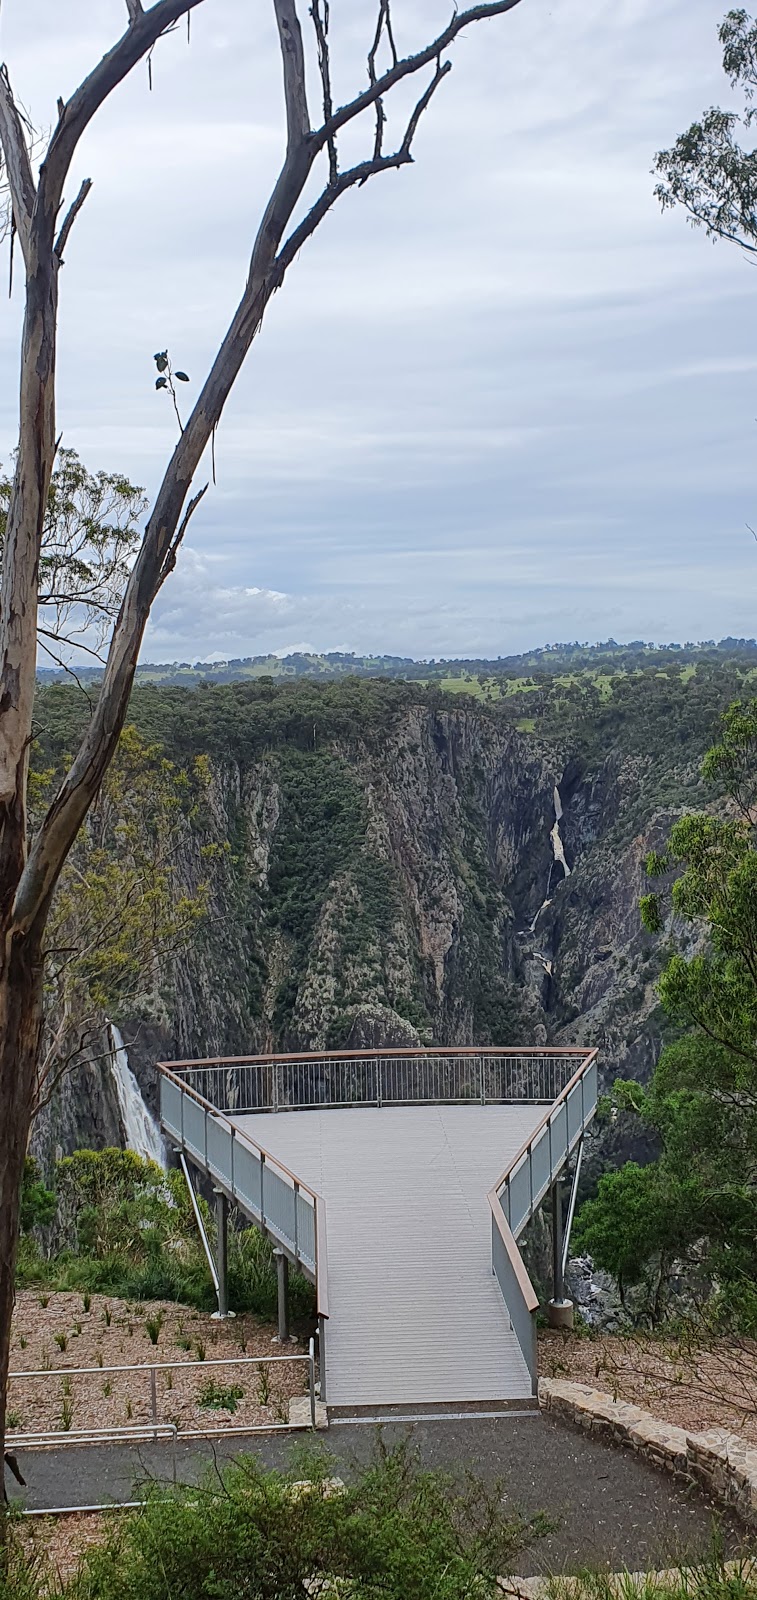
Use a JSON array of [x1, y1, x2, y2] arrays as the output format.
[[1, 0, 755, 664]]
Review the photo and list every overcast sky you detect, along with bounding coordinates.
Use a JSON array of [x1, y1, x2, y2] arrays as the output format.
[[1, 0, 754, 663]]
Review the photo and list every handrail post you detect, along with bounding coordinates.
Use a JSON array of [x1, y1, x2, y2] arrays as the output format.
[[150, 1366, 158, 1442], [260, 1150, 266, 1226], [309, 1336, 316, 1429], [294, 1180, 299, 1263]]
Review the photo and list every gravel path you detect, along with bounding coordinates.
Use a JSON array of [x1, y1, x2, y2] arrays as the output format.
[[6, 1414, 748, 1575]]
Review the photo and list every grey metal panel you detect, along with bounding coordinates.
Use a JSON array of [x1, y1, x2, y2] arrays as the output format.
[[233, 1142, 261, 1218], [584, 1056, 598, 1117], [296, 1190, 316, 1269], [507, 1155, 532, 1237], [549, 1101, 568, 1168], [262, 1163, 296, 1246], [492, 1214, 537, 1392], [161, 1078, 182, 1140], [529, 1125, 552, 1209], [183, 1096, 206, 1162], [206, 1116, 232, 1186], [567, 1081, 583, 1146]]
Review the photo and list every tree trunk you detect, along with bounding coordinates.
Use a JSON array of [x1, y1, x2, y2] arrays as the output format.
[[0, 931, 44, 1508]]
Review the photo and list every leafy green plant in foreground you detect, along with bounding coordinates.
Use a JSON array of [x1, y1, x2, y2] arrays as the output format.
[[1, 1442, 550, 1600]]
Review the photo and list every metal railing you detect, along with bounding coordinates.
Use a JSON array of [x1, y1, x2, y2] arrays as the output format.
[[487, 1048, 599, 1395], [160, 1070, 326, 1305], [161, 1047, 589, 1115], [8, 1343, 318, 1448], [159, 1045, 598, 1411]]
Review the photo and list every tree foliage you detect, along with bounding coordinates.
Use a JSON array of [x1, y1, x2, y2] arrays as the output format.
[[31, 724, 212, 1116], [0, 450, 145, 667], [655, 9, 757, 254], [575, 701, 757, 1326]]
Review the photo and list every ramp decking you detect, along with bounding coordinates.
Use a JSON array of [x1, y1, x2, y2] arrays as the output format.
[[235, 1103, 542, 1408]]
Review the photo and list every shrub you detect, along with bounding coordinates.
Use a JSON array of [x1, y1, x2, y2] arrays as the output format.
[[67, 1441, 547, 1600]]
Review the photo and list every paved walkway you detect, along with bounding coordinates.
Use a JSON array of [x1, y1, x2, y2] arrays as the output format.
[[7, 1416, 743, 1574], [237, 1104, 540, 1407]]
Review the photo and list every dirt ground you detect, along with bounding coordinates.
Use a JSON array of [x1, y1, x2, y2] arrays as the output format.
[[539, 1327, 757, 1444], [8, 1290, 312, 1438]]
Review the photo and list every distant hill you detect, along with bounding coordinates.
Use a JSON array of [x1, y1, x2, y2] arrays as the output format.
[[35, 637, 757, 693]]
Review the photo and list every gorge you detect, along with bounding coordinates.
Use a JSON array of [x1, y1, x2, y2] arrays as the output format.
[[27, 651, 754, 1174]]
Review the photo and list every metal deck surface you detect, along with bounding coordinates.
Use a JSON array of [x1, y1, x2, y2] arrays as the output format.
[[235, 1103, 544, 1408]]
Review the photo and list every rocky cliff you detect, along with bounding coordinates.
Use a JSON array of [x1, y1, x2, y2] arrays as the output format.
[[34, 679, 716, 1165]]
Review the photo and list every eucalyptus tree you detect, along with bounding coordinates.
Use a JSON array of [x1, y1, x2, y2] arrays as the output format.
[[0, 0, 526, 1502], [655, 9, 757, 254]]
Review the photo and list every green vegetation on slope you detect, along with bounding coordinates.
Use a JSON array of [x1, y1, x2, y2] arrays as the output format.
[[575, 701, 757, 1328], [16, 1150, 314, 1324]]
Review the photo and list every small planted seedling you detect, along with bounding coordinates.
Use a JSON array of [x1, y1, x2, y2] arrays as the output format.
[[82, 1293, 91, 1313], [18, 1335, 27, 1350], [7, 1411, 22, 1430], [256, 1363, 270, 1407], [194, 1339, 206, 1362], [126, 1399, 133, 1420], [54, 1332, 67, 1353], [60, 1395, 74, 1432], [145, 1312, 164, 1346], [103, 1306, 112, 1327], [38, 1294, 49, 1309], [198, 1380, 244, 1414], [176, 1335, 191, 1352], [103, 1379, 112, 1398]]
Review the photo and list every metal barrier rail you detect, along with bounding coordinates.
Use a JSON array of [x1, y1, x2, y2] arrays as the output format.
[[9, 1342, 319, 1444], [487, 1048, 599, 1395], [160, 1048, 590, 1116], [159, 1070, 327, 1314]]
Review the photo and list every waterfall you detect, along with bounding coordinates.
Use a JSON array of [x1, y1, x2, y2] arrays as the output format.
[[108, 1023, 165, 1167], [529, 783, 571, 933]]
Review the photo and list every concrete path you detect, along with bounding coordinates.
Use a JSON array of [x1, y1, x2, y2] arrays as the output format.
[[7, 1414, 744, 1575], [237, 1104, 540, 1407]]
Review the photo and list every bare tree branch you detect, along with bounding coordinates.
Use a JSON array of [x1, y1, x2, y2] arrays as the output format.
[[53, 178, 93, 262], [0, 67, 36, 269], [156, 483, 208, 591], [311, 1, 337, 184], [274, 0, 311, 151], [315, 0, 522, 154], [368, 2, 399, 161], [125, 0, 144, 24]]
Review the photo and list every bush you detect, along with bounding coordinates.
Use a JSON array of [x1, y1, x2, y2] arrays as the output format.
[[15, 1148, 315, 1324], [57, 1441, 548, 1600]]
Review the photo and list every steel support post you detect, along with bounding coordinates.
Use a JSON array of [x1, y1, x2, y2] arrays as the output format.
[[214, 1188, 229, 1319], [547, 1174, 573, 1329], [273, 1247, 290, 1343]]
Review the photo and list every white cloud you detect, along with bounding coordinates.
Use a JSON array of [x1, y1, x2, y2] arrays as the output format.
[[3, 0, 755, 663]]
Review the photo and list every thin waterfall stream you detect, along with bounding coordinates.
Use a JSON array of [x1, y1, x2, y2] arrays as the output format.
[[108, 1022, 166, 1167], [527, 783, 572, 946]]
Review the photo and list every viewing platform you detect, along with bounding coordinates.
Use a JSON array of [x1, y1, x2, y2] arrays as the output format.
[[158, 1047, 598, 1414]]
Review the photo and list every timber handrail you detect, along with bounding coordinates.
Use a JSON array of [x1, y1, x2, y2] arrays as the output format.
[[489, 1047, 599, 1201], [162, 1045, 593, 1069]]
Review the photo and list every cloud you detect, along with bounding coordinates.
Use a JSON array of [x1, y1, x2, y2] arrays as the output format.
[[2, 0, 754, 662]]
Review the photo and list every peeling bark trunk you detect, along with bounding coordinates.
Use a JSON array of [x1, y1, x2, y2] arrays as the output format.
[[0, 930, 44, 1494]]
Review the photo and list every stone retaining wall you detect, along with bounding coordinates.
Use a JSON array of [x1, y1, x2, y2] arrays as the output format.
[[539, 1379, 757, 1529]]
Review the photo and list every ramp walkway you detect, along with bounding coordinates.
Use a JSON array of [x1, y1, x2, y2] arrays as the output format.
[[159, 1048, 598, 1411]]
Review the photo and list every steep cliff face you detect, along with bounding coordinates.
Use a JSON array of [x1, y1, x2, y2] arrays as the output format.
[[45, 693, 706, 1156], [162, 707, 685, 1083]]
